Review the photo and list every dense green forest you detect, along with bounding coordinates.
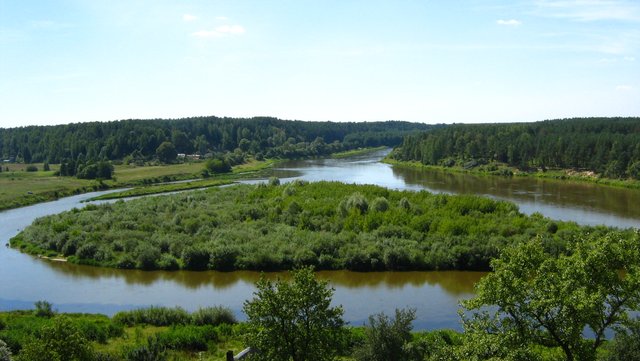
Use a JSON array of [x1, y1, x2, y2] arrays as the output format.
[[11, 181, 631, 272], [391, 117, 640, 179], [0, 117, 431, 164]]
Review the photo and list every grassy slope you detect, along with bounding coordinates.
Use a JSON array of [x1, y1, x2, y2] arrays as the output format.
[[330, 146, 387, 158], [0, 165, 95, 211], [0, 160, 275, 211]]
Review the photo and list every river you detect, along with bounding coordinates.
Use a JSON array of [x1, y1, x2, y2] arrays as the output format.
[[0, 149, 638, 330]]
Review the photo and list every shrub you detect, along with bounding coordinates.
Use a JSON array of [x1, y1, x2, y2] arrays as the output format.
[[346, 192, 369, 214], [0, 339, 11, 361], [268, 177, 280, 186], [208, 246, 238, 271], [135, 245, 160, 270], [205, 158, 231, 174], [156, 254, 179, 271], [181, 246, 210, 271], [76, 243, 98, 259], [17, 316, 94, 361], [113, 307, 190, 327], [124, 336, 166, 361], [116, 255, 136, 269], [399, 197, 411, 210], [191, 307, 237, 326], [156, 325, 218, 351], [25, 165, 38, 172], [354, 308, 416, 361], [34, 300, 55, 318], [371, 197, 389, 212]]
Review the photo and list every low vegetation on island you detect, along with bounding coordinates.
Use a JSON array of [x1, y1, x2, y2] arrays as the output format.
[[11, 180, 634, 272]]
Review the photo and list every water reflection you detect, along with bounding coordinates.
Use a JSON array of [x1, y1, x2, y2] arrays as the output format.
[[1, 149, 639, 329], [390, 166, 640, 228], [40, 258, 481, 295]]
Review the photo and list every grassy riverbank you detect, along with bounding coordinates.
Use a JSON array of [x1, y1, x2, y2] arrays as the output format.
[[384, 158, 640, 190], [0, 159, 276, 211], [0, 306, 248, 361], [87, 159, 276, 201], [330, 146, 387, 158], [0, 303, 625, 361], [11, 180, 632, 272], [0, 305, 445, 361]]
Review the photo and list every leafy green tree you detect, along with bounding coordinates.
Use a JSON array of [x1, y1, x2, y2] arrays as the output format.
[[204, 158, 231, 174], [605, 319, 640, 361], [17, 316, 94, 361], [463, 233, 640, 361], [155, 142, 177, 164], [354, 308, 416, 361], [243, 267, 345, 361]]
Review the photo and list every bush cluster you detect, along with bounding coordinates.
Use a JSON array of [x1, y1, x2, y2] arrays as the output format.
[[12, 181, 631, 272]]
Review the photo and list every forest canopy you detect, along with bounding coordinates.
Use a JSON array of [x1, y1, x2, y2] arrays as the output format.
[[391, 117, 640, 179], [10, 181, 632, 272], [0, 116, 431, 164]]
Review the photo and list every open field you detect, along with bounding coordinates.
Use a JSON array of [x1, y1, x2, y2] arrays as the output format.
[[0, 167, 96, 211], [330, 146, 387, 158], [0, 159, 275, 211], [111, 162, 207, 183]]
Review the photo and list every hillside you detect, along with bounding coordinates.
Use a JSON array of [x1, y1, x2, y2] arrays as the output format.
[[391, 117, 640, 180], [0, 117, 432, 164]]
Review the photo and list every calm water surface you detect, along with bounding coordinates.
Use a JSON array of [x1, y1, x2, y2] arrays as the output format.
[[1, 149, 638, 330]]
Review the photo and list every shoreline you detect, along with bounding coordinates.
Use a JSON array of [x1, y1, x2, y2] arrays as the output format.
[[383, 158, 640, 190]]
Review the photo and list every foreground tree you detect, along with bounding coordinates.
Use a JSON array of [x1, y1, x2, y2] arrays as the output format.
[[463, 233, 640, 361], [354, 308, 416, 361], [605, 319, 640, 361], [243, 267, 345, 361]]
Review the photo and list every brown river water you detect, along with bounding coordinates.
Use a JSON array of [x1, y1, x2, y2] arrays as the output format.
[[0, 149, 637, 329]]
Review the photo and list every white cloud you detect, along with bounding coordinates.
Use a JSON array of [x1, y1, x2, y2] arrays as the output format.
[[624, 56, 636, 61], [534, 0, 640, 22], [616, 84, 634, 91], [216, 16, 229, 21], [183, 14, 198, 22], [191, 25, 245, 38], [497, 19, 522, 26]]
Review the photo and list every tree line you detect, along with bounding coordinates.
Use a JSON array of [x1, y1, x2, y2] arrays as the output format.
[[391, 117, 640, 179], [0, 117, 431, 164]]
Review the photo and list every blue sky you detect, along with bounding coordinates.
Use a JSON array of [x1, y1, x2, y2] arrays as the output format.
[[0, 0, 638, 127]]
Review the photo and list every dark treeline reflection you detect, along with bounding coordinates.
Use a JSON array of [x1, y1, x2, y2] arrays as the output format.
[[391, 166, 640, 222], [41, 259, 481, 295]]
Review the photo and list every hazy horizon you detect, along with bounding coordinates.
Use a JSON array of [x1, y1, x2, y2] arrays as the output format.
[[1, 0, 639, 127]]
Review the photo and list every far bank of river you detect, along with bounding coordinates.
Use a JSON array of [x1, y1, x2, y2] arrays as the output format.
[[0, 148, 638, 330]]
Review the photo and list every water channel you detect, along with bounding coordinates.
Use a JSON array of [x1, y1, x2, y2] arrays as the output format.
[[0, 149, 638, 330]]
